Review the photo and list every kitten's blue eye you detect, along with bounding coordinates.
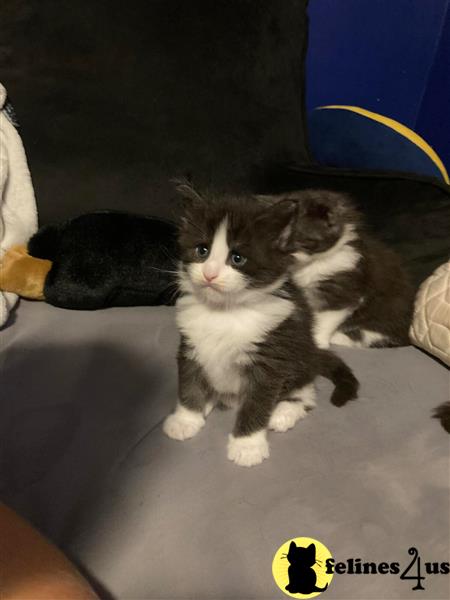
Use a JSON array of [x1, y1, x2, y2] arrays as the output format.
[[230, 251, 247, 267], [195, 244, 209, 259]]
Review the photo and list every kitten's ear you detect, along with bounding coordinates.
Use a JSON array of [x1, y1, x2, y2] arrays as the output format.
[[172, 177, 206, 210], [301, 191, 353, 227], [307, 543, 316, 557], [298, 197, 334, 227], [253, 194, 284, 207], [289, 541, 297, 551], [258, 199, 299, 253]]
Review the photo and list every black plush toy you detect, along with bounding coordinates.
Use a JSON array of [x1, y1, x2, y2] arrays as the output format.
[[0, 212, 180, 309]]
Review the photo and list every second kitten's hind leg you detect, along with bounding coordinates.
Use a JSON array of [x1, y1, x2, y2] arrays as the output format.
[[330, 331, 362, 347], [269, 383, 316, 433], [361, 329, 390, 347], [331, 328, 390, 348], [314, 309, 352, 348]]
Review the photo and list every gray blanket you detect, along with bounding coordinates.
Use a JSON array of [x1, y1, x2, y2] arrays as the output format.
[[1, 300, 449, 599]]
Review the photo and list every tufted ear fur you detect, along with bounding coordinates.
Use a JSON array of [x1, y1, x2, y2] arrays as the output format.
[[256, 189, 357, 230], [172, 177, 205, 208], [173, 178, 208, 232]]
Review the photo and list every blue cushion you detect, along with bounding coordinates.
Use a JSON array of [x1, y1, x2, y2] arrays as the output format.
[[309, 105, 449, 183]]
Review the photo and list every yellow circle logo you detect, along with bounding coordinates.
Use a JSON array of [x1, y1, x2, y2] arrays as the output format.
[[272, 537, 334, 598]]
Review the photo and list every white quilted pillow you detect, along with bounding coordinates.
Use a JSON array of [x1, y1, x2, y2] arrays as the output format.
[[410, 261, 450, 366]]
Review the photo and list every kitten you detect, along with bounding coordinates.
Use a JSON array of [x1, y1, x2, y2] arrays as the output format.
[[260, 189, 414, 349], [284, 542, 328, 594], [163, 182, 359, 467]]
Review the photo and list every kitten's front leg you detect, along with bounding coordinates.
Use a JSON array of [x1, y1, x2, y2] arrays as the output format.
[[227, 375, 275, 467], [163, 349, 211, 441]]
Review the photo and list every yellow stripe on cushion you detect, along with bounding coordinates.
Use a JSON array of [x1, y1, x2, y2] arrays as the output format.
[[319, 105, 449, 184]]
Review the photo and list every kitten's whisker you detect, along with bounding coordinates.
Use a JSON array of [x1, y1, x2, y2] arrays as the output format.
[[161, 280, 181, 304], [167, 286, 181, 304], [147, 266, 180, 275], [158, 246, 178, 263], [166, 282, 180, 292]]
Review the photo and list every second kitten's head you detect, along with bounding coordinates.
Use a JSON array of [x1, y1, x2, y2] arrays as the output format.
[[176, 181, 298, 306], [259, 189, 360, 256]]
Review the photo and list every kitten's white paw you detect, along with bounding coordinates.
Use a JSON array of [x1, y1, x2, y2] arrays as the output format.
[[330, 331, 359, 347], [314, 309, 352, 349], [163, 405, 205, 441], [361, 329, 388, 347], [227, 431, 269, 467], [269, 401, 308, 432]]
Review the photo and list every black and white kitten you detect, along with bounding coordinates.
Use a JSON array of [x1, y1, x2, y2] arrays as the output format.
[[163, 183, 359, 467], [261, 189, 414, 349]]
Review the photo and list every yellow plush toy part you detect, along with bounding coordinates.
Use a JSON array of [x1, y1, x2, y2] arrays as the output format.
[[0, 245, 51, 301], [410, 261, 450, 366]]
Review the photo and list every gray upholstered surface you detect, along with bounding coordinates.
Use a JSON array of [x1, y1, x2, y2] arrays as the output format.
[[1, 300, 449, 600]]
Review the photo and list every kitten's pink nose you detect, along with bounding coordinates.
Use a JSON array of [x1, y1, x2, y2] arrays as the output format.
[[203, 262, 220, 282]]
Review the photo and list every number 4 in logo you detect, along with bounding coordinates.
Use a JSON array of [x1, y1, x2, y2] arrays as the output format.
[[400, 547, 426, 591]]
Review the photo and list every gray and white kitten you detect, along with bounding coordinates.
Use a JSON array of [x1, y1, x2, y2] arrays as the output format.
[[163, 183, 358, 467], [260, 189, 414, 349]]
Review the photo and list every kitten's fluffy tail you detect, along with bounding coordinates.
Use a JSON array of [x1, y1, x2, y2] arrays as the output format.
[[318, 350, 359, 407]]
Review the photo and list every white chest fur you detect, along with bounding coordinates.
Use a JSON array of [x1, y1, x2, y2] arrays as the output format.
[[176, 294, 294, 395]]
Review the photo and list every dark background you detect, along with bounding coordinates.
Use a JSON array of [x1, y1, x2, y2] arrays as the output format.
[[1, 0, 310, 225]]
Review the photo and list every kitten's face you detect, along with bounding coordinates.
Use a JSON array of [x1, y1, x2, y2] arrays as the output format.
[[176, 184, 297, 306], [180, 214, 249, 304]]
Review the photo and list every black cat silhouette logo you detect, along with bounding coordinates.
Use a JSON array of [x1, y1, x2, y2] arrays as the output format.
[[273, 537, 334, 598]]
